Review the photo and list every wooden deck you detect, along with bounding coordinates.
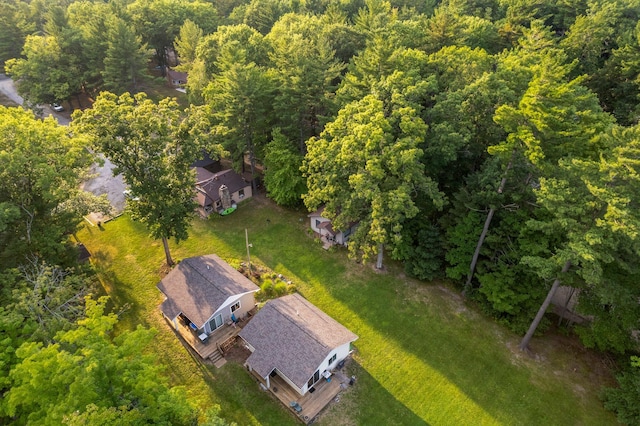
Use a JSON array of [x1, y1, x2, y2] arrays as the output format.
[[251, 369, 349, 424], [174, 318, 242, 360]]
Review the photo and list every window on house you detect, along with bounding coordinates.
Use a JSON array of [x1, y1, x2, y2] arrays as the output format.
[[239, 189, 245, 198], [231, 302, 240, 313], [328, 353, 337, 365], [315, 219, 321, 228]]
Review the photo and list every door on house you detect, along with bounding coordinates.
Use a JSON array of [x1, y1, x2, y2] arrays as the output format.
[[208, 314, 223, 332], [307, 369, 320, 388]]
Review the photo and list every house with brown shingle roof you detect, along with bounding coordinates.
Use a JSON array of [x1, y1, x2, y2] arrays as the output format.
[[166, 67, 187, 87], [239, 293, 358, 396], [157, 254, 259, 338], [194, 167, 252, 216], [308, 207, 358, 248]]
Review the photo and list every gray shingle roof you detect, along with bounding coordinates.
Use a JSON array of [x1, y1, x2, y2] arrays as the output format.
[[157, 254, 259, 328], [239, 293, 358, 389]]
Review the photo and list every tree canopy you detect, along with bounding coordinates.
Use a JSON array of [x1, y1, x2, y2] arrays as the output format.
[[0, 106, 107, 267], [2, 296, 205, 425], [5, 0, 640, 421], [72, 92, 224, 265]]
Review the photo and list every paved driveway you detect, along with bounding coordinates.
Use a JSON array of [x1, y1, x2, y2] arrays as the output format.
[[0, 73, 23, 105], [0, 74, 126, 221]]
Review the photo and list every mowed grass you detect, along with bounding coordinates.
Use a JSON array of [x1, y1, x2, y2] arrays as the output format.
[[78, 197, 616, 425]]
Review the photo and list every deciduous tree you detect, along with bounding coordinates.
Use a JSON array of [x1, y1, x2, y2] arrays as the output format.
[[603, 356, 640, 425], [72, 92, 223, 266], [3, 297, 201, 425], [0, 107, 102, 267], [5, 34, 72, 106], [303, 94, 444, 269], [0, 0, 32, 68]]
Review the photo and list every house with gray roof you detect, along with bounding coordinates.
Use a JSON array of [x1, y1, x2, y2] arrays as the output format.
[[157, 254, 259, 338], [239, 293, 358, 396]]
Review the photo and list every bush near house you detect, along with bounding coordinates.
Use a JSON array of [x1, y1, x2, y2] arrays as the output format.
[[77, 198, 616, 425]]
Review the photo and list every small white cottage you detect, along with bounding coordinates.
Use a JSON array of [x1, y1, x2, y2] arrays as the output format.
[[308, 207, 357, 247]]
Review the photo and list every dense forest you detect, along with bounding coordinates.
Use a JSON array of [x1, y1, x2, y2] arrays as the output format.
[[2, 0, 640, 423]]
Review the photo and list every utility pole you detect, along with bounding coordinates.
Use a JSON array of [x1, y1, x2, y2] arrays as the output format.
[[245, 228, 252, 272]]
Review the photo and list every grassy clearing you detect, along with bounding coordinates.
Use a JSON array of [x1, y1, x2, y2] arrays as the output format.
[[138, 72, 190, 109], [77, 197, 616, 425]]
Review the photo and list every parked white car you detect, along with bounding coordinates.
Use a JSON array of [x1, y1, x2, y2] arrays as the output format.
[[51, 103, 64, 112], [123, 190, 140, 201]]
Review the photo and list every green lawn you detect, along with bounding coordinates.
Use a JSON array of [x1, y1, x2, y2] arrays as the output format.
[[77, 197, 616, 425], [138, 72, 190, 109]]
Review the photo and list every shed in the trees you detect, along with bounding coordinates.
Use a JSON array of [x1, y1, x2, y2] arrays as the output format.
[[166, 68, 187, 88], [308, 207, 357, 249]]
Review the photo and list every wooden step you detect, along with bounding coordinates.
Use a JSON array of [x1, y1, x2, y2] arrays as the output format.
[[209, 349, 223, 363], [209, 349, 227, 368]]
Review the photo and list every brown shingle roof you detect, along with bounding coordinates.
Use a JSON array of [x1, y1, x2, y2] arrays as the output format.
[[166, 68, 187, 84], [239, 293, 358, 389], [307, 206, 326, 217], [317, 220, 336, 235], [194, 168, 250, 207], [157, 254, 259, 328]]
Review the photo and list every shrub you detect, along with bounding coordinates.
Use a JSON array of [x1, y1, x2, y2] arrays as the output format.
[[603, 356, 640, 425]]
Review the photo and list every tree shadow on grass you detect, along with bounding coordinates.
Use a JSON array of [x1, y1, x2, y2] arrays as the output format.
[[234, 211, 607, 425], [209, 362, 299, 426], [276, 250, 607, 425], [320, 359, 429, 426], [89, 248, 149, 329]]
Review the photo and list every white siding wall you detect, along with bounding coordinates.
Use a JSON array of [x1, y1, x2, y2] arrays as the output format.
[[169, 316, 179, 331], [202, 291, 257, 334], [335, 225, 357, 245], [299, 341, 354, 395], [309, 216, 330, 234]]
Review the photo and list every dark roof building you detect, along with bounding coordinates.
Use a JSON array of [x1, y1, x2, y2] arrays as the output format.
[[191, 151, 222, 173], [194, 168, 251, 208], [239, 293, 358, 395], [166, 68, 187, 87]]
